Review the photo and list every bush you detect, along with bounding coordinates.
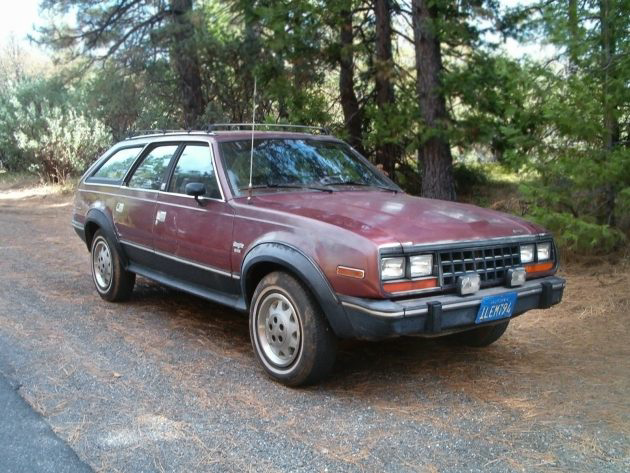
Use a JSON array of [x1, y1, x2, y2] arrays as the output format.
[[14, 102, 111, 183], [453, 162, 489, 196], [0, 77, 112, 182], [527, 208, 627, 254]]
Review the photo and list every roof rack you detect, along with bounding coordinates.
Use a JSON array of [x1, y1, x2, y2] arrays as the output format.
[[206, 123, 331, 135], [124, 123, 331, 140], [124, 129, 208, 140]]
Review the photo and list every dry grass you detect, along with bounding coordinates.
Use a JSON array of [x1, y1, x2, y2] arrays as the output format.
[[0, 170, 77, 199], [0, 180, 628, 471]]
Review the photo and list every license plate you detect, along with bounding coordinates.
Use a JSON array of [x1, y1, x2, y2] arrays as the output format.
[[475, 292, 517, 324]]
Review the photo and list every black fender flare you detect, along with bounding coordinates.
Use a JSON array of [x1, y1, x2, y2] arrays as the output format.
[[84, 208, 129, 267], [240, 242, 354, 338]]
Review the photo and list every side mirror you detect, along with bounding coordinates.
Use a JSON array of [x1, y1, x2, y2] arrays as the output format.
[[185, 182, 206, 205]]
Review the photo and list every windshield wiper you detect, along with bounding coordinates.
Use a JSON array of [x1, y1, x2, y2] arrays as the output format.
[[240, 183, 333, 193], [325, 180, 399, 193]]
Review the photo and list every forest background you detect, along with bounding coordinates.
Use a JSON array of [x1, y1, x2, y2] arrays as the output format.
[[0, 0, 628, 253]]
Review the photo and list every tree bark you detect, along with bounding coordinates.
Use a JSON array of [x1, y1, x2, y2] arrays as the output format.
[[170, 0, 206, 127], [338, 3, 364, 154], [599, 0, 619, 225], [568, 0, 579, 69], [374, 0, 398, 176], [411, 0, 456, 201]]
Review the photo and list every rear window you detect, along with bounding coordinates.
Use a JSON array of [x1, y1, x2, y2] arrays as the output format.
[[92, 147, 143, 181]]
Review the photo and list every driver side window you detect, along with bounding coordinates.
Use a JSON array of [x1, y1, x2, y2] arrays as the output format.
[[168, 144, 221, 199]]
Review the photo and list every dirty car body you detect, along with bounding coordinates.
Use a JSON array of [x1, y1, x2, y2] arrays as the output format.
[[72, 128, 565, 385]]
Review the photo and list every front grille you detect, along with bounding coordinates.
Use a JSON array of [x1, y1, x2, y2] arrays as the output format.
[[439, 244, 521, 287]]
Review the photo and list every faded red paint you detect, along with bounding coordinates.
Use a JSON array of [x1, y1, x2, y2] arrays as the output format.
[[74, 132, 552, 301]]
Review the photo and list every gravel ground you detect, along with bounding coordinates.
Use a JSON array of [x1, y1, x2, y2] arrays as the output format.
[[0, 191, 628, 472]]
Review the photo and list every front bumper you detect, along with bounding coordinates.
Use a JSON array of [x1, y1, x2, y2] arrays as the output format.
[[338, 276, 565, 340]]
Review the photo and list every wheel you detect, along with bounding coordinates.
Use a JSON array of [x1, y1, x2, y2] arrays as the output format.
[[90, 230, 135, 302], [249, 271, 337, 386], [444, 320, 509, 347]]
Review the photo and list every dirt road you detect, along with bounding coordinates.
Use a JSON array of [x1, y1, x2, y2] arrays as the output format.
[[0, 191, 628, 472]]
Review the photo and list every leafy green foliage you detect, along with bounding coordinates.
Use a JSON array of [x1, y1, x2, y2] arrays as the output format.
[[500, 0, 630, 251], [0, 77, 111, 182], [0, 0, 626, 255], [527, 208, 626, 254], [15, 103, 111, 183], [452, 162, 489, 196]]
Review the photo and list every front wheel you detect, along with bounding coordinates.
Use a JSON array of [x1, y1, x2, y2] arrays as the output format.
[[249, 271, 337, 386], [90, 230, 135, 302]]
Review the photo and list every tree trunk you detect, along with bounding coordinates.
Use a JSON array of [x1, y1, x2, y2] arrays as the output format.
[[374, 0, 398, 176], [568, 0, 579, 69], [599, 0, 619, 225], [170, 0, 206, 127], [338, 3, 364, 154], [411, 0, 456, 201]]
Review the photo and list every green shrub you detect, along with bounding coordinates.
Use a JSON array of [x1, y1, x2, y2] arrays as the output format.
[[527, 208, 627, 254], [14, 101, 111, 183], [453, 162, 489, 196], [0, 77, 112, 180]]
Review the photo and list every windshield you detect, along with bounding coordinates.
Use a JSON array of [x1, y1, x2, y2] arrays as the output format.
[[219, 138, 397, 196]]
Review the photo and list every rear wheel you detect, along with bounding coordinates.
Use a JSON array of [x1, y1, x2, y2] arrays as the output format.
[[90, 230, 135, 302], [249, 271, 337, 386], [445, 320, 509, 347]]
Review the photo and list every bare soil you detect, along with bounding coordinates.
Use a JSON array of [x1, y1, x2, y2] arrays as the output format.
[[0, 191, 628, 472]]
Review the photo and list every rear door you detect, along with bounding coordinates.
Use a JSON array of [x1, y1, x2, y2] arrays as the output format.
[[153, 142, 238, 294], [114, 143, 180, 268]]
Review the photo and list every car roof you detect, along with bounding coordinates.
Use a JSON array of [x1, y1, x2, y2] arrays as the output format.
[[119, 129, 339, 146]]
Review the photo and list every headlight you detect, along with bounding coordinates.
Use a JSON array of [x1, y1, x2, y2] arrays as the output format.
[[520, 244, 534, 263], [410, 255, 433, 277], [381, 257, 405, 280], [537, 242, 551, 261]]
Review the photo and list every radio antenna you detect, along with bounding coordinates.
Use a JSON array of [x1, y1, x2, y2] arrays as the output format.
[[247, 77, 257, 202]]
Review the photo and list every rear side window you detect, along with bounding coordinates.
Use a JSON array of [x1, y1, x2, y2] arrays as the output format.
[[128, 145, 179, 190], [92, 147, 142, 181], [168, 145, 221, 199]]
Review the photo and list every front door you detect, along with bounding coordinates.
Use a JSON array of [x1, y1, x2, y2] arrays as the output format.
[[115, 143, 180, 268], [153, 143, 237, 294]]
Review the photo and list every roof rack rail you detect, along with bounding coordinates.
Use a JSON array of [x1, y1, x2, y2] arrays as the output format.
[[124, 129, 205, 140], [206, 123, 331, 135], [123, 124, 332, 140]]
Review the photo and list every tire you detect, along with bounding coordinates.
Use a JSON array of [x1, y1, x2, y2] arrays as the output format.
[[249, 271, 337, 386], [90, 230, 135, 302], [444, 320, 509, 347]]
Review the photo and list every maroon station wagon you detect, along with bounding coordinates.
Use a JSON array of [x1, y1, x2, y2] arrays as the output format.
[[72, 125, 565, 385]]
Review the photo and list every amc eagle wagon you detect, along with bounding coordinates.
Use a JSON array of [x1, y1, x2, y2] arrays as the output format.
[[72, 125, 565, 385]]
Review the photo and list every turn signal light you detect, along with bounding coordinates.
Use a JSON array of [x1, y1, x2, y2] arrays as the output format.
[[336, 265, 365, 279], [525, 261, 553, 273], [383, 277, 438, 293]]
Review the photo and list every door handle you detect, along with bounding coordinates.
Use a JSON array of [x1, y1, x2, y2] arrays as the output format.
[[155, 210, 167, 223]]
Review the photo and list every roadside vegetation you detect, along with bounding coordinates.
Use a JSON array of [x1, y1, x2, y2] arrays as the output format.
[[0, 0, 627, 254], [0, 170, 77, 198]]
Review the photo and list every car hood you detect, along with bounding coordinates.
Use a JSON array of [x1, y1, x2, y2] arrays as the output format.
[[247, 190, 546, 246]]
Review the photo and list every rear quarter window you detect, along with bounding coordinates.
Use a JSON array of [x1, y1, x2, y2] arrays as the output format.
[[91, 147, 143, 182]]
